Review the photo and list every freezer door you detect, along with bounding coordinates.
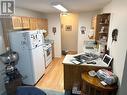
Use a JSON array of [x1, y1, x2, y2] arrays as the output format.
[[37, 30, 44, 46], [26, 30, 44, 49], [30, 46, 45, 83], [26, 31, 39, 49]]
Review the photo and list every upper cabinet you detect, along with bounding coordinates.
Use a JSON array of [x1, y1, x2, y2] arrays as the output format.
[[36, 18, 48, 31], [29, 17, 48, 31], [29, 17, 37, 30], [21, 17, 30, 29], [11, 16, 48, 30], [92, 13, 110, 44], [12, 16, 22, 30], [1, 16, 48, 47], [43, 19, 48, 31]]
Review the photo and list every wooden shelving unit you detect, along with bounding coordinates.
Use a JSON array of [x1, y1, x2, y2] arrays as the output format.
[[92, 13, 110, 43], [91, 13, 110, 55]]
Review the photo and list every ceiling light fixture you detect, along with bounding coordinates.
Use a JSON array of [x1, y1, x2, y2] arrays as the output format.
[[53, 4, 68, 12]]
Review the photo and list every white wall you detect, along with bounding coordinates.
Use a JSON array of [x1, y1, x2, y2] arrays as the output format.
[[120, 51, 127, 95], [46, 13, 61, 57], [103, 0, 127, 94], [77, 11, 100, 53], [15, 7, 47, 18], [61, 13, 78, 52]]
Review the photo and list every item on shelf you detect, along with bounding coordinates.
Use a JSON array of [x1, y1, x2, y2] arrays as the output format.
[[96, 69, 118, 85], [98, 44, 106, 58], [100, 27, 105, 33], [88, 29, 94, 39], [84, 40, 97, 49], [99, 36, 107, 44], [88, 70, 96, 77], [101, 81, 107, 86], [72, 82, 81, 95]]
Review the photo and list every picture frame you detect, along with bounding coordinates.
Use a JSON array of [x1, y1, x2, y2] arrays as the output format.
[[65, 25, 72, 31], [80, 26, 86, 34]]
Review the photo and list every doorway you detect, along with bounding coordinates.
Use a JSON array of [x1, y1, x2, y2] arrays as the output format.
[[60, 13, 78, 55]]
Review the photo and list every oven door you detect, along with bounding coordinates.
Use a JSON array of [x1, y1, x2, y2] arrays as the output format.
[[46, 47, 52, 57], [45, 47, 52, 67]]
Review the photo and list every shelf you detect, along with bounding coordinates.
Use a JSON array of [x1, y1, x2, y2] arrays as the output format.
[[99, 23, 109, 25], [99, 32, 108, 34], [93, 13, 110, 42], [82, 72, 118, 95], [98, 40, 107, 45]]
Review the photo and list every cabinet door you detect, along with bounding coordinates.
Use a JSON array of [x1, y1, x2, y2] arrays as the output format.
[[36, 18, 48, 31], [12, 16, 22, 30], [36, 18, 42, 29], [40, 18, 45, 29], [29, 17, 37, 30], [43, 19, 48, 31], [21, 17, 30, 29]]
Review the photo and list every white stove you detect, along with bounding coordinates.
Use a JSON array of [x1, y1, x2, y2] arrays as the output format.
[[43, 43, 52, 68]]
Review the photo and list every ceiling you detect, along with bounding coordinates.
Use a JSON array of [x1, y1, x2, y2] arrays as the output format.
[[15, 0, 111, 13]]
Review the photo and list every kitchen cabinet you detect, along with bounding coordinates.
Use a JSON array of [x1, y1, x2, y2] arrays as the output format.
[[1, 16, 48, 47], [36, 18, 48, 36], [29, 17, 37, 30], [43, 19, 48, 36], [2, 16, 30, 31], [36, 18, 42, 29], [36, 18, 48, 31], [12, 16, 22, 30], [43, 19, 48, 31], [21, 16, 30, 29]]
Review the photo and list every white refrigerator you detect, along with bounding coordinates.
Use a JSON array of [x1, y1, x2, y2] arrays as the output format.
[[9, 30, 45, 85]]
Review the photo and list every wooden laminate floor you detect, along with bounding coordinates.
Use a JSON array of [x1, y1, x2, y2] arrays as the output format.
[[36, 56, 64, 92]]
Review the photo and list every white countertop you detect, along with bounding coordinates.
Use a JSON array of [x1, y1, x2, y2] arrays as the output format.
[[63, 54, 109, 67]]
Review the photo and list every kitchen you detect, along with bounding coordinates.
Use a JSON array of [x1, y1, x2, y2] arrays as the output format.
[[0, 0, 127, 95]]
